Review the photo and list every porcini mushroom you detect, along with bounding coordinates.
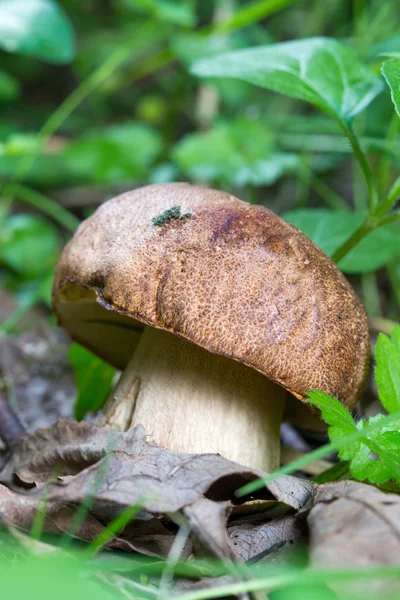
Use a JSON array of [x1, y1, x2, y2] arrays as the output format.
[[52, 183, 369, 473]]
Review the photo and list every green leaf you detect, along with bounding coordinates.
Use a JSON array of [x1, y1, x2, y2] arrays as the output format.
[[307, 391, 358, 461], [174, 118, 300, 186], [375, 327, 400, 414], [0, 214, 59, 277], [0, 0, 75, 63], [1, 554, 115, 600], [125, 0, 195, 26], [350, 416, 400, 484], [191, 37, 383, 122], [65, 122, 162, 184], [284, 208, 400, 273], [0, 69, 20, 102], [68, 344, 117, 421], [308, 392, 400, 484], [382, 58, 400, 118]]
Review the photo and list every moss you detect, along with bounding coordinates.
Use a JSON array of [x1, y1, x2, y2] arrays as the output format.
[[152, 206, 192, 227]]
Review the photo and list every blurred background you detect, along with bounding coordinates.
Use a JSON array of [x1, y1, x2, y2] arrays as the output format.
[[0, 0, 399, 426]]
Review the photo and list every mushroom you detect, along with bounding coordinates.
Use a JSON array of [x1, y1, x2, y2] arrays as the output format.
[[52, 183, 369, 473]]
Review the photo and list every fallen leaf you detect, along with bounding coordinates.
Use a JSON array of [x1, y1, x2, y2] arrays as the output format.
[[0, 419, 315, 561], [183, 497, 235, 559], [308, 480, 400, 596], [228, 512, 307, 563], [1, 420, 315, 512]]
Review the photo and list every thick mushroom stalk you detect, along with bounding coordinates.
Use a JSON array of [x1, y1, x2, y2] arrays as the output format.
[[100, 326, 286, 473]]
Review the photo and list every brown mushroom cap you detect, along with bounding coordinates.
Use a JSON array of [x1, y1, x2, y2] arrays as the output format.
[[53, 183, 369, 410]]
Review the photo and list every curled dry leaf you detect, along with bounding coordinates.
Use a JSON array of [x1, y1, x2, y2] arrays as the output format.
[[308, 480, 400, 596], [0, 419, 315, 560], [228, 512, 307, 563], [0, 420, 315, 512]]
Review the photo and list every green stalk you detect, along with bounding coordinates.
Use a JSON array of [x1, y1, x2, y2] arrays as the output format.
[[17, 185, 80, 232], [332, 218, 374, 263], [340, 120, 379, 211]]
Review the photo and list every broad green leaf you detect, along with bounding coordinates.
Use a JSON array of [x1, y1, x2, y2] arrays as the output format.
[[284, 209, 400, 273], [191, 37, 383, 122], [375, 327, 400, 414], [174, 118, 300, 186], [0, 68, 20, 102], [0, 0, 75, 63], [382, 58, 400, 118], [0, 214, 59, 277], [65, 122, 162, 184], [69, 344, 117, 421]]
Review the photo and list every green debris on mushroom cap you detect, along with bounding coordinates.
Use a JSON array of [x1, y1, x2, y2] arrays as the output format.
[[152, 205, 192, 226]]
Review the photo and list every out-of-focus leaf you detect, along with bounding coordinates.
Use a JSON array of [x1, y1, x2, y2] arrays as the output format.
[[375, 327, 400, 415], [382, 58, 400, 118], [192, 38, 383, 122], [0, 214, 59, 277], [171, 31, 243, 65], [65, 122, 163, 184], [68, 344, 117, 420], [125, 0, 195, 26], [284, 208, 400, 273], [0, 0, 75, 64], [172, 31, 254, 107], [1, 553, 114, 600], [0, 69, 20, 102], [174, 118, 300, 186]]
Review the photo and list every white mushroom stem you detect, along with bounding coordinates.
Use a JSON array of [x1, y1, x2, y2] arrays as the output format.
[[100, 326, 286, 473]]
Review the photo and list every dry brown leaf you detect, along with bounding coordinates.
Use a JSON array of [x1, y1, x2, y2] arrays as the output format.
[[228, 512, 307, 563], [0, 419, 315, 561], [1, 420, 315, 513], [308, 480, 400, 596]]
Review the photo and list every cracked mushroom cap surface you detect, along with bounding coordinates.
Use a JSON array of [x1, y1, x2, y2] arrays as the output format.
[[53, 183, 369, 411]]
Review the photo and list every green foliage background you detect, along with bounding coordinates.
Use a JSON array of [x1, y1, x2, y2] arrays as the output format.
[[1, 0, 400, 342], [1, 1, 400, 597]]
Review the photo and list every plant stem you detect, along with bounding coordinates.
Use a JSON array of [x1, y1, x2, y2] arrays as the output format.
[[17, 185, 80, 232], [340, 120, 379, 211], [332, 218, 374, 263]]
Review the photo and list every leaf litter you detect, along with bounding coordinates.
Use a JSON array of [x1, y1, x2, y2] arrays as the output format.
[[0, 419, 399, 596]]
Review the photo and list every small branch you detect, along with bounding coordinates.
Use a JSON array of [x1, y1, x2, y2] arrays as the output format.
[[0, 385, 26, 449]]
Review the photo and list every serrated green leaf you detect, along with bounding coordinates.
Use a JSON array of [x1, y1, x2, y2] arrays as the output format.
[[349, 416, 400, 484], [283, 209, 400, 273], [0, 0, 76, 64], [308, 392, 400, 484], [375, 327, 400, 414], [191, 37, 383, 122], [382, 58, 400, 118], [68, 344, 117, 421], [306, 391, 357, 460]]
